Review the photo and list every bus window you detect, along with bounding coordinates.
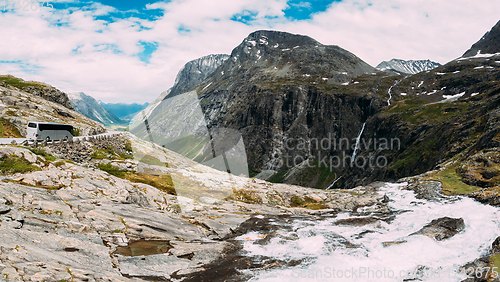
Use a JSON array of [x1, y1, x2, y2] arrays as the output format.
[[28, 123, 37, 128]]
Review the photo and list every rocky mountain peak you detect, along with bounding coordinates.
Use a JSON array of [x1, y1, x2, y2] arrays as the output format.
[[463, 20, 500, 57], [376, 59, 442, 74], [214, 30, 376, 84], [245, 30, 321, 49], [171, 54, 230, 97]]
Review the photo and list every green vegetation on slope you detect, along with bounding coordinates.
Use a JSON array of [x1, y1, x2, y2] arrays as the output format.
[[0, 155, 41, 174], [0, 75, 46, 89], [424, 163, 481, 195], [0, 118, 23, 138]]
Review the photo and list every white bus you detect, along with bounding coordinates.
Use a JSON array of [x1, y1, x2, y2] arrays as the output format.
[[26, 121, 74, 142]]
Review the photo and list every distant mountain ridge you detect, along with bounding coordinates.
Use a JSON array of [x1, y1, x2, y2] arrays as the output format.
[[99, 102, 148, 121], [376, 59, 441, 74], [68, 92, 122, 126]]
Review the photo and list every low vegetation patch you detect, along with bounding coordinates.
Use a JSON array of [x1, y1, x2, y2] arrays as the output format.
[[96, 163, 176, 195], [91, 145, 133, 160], [139, 155, 167, 167], [490, 254, 500, 280], [124, 173, 175, 195], [0, 75, 45, 89], [0, 118, 23, 138], [29, 147, 56, 162], [97, 163, 126, 177], [231, 189, 262, 204], [71, 128, 81, 137], [290, 195, 327, 210], [424, 163, 481, 195], [0, 155, 41, 174]]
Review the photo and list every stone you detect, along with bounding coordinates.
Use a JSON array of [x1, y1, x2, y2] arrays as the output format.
[[410, 217, 465, 241], [492, 236, 500, 254]]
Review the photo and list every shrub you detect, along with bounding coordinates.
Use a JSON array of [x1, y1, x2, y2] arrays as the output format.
[[29, 148, 56, 162], [71, 128, 81, 137], [97, 163, 125, 177]]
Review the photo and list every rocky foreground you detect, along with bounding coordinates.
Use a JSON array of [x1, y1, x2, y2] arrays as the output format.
[[0, 133, 387, 281], [1, 133, 499, 281]]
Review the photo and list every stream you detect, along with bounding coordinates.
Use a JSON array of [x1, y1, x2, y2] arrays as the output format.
[[234, 183, 500, 281]]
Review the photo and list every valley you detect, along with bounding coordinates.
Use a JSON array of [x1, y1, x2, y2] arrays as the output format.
[[0, 18, 499, 282]]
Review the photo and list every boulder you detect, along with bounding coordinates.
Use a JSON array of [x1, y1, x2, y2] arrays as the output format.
[[492, 236, 500, 254], [410, 217, 465, 241]]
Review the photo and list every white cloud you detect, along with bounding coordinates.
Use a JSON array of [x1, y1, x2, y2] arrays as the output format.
[[0, 0, 499, 103]]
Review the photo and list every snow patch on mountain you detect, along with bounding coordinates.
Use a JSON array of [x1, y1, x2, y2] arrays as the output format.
[[376, 59, 441, 74]]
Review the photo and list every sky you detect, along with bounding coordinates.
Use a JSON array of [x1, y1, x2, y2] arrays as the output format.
[[0, 0, 499, 104]]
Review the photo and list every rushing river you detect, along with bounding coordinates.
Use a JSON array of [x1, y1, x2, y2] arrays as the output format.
[[234, 183, 500, 281]]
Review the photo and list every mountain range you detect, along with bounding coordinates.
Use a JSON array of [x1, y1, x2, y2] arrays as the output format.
[[130, 20, 500, 190], [376, 59, 441, 74], [68, 92, 123, 126], [68, 92, 149, 128], [99, 101, 149, 121]]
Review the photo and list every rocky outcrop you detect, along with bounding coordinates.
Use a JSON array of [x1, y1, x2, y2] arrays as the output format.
[[410, 217, 465, 241], [461, 236, 500, 282], [0, 134, 386, 281], [0, 85, 106, 136], [22, 86, 74, 110]]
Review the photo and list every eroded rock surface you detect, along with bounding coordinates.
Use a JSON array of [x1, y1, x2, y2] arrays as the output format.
[[0, 135, 385, 281]]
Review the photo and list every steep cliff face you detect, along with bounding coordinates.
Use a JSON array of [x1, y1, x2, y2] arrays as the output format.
[[170, 54, 230, 98], [68, 92, 122, 126], [136, 54, 229, 123], [463, 20, 500, 57]]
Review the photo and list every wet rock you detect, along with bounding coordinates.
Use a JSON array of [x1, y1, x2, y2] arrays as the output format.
[[381, 194, 391, 203], [470, 188, 500, 206], [492, 236, 500, 254], [404, 181, 447, 201], [410, 217, 465, 241], [382, 240, 407, 247], [334, 217, 379, 226]]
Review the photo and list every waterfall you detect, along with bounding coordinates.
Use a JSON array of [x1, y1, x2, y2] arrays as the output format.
[[325, 176, 342, 190], [387, 83, 395, 105], [387, 76, 408, 106], [351, 122, 366, 164]]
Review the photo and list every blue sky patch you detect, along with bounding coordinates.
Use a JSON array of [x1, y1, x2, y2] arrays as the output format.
[[51, 1, 164, 23], [231, 10, 259, 25], [137, 41, 159, 64], [283, 0, 340, 20], [0, 60, 44, 74], [94, 44, 122, 54]]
